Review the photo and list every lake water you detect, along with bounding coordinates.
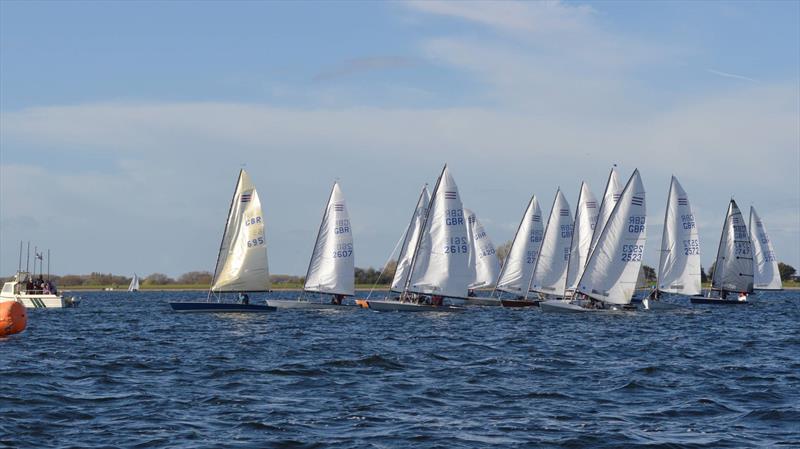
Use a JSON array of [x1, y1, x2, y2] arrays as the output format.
[[2, 290, 798, 448]]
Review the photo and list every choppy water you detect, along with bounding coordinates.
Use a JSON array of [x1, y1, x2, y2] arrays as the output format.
[[1, 290, 799, 448]]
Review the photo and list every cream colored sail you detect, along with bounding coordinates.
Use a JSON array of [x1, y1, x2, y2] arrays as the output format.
[[496, 196, 543, 295], [564, 182, 598, 292], [711, 200, 753, 293], [465, 208, 500, 289], [212, 170, 271, 292], [529, 189, 572, 297], [304, 182, 355, 296], [749, 207, 781, 290], [657, 176, 701, 295], [577, 169, 646, 305], [390, 186, 430, 292], [407, 165, 471, 298]]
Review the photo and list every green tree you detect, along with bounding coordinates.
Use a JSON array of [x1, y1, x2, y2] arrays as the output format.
[[144, 273, 174, 285], [778, 262, 796, 281], [641, 265, 656, 282], [700, 266, 708, 283], [177, 271, 213, 285], [496, 240, 513, 266]]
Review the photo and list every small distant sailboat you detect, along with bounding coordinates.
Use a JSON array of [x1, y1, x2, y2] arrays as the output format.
[[641, 176, 701, 310], [268, 182, 356, 309], [507, 189, 571, 307], [128, 273, 140, 292], [749, 207, 782, 291], [358, 165, 467, 311], [541, 169, 647, 313], [691, 200, 753, 304], [169, 170, 275, 313]]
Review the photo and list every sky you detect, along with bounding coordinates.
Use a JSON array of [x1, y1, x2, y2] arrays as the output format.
[[1, 0, 798, 278]]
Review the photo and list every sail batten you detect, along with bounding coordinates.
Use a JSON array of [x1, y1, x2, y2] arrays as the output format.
[[529, 190, 572, 297], [577, 169, 647, 305], [749, 207, 782, 290], [211, 170, 271, 292], [303, 182, 355, 296], [496, 196, 544, 295], [656, 177, 701, 295]]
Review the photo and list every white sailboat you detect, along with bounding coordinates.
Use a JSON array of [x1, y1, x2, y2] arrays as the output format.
[[588, 167, 623, 260], [358, 165, 467, 312], [519, 189, 572, 305], [641, 176, 700, 310], [564, 181, 599, 297], [170, 169, 275, 312], [459, 208, 501, 305], [749, 207, 782, 290], [268, 182, 356, 309], [541, 169, 647, 313], [691, 200, 753, 304], [128, 273, 140, 292]]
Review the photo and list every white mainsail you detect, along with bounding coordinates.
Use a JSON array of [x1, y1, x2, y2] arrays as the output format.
[[390, 186, 430, 292], [464, 208, 500, 289], [128, 273, 140, 292], [495, 196, 544, 295], [749, 207, 782, 290], [303, 182, 355, 296], [211, 170, 271, 292], [711, 200, 753, 293], [564, 182, 599, 292], [529, 189, 572, 297], [407, 165, 471, 298], [656, 176, 701, 295], [588, 167, 622, 260], [577, 169, 646, 305]]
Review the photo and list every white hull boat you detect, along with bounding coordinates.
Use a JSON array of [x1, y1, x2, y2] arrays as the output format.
[[356, 299, 463, 312], [1, 273, 79, 309], [266, 299, 358, 310]]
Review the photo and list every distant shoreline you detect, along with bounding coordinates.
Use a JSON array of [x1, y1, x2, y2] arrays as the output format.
[[60, 286, 800, 292]]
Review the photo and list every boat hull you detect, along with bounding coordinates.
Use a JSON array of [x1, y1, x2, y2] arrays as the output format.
[[357, 299, 462, 312], [501, 299, 540, 308], [1, 294, 79, 309], [169, 302, 276, 313], [266, 299, 358, 310], [454, 296, 502, 307], [539, 300, 588, 313], [689, 297, 749, 305]]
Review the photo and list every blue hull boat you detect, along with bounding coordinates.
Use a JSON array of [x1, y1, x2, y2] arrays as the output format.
[[169, 302, 276, 313]]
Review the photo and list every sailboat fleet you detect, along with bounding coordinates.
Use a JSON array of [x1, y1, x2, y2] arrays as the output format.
[[9, 164, 783, 313]]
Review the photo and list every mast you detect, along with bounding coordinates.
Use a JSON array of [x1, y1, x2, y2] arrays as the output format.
[[402, 165, 446, 298], [301, 181, 337, 299], [208, 170, 243, 300], [655, 176, 675, 298], [562, 182, 585, 297], [26, 241, 30, 273], [491, 195, 532, 298], [391, 184, 428, 293], [524, 188, 560, 300], [47, 249, 50, 280]]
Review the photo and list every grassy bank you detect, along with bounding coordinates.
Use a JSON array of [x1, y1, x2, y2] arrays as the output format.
[[62, 283, 392, 291]]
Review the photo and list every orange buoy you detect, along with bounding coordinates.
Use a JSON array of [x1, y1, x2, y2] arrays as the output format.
[[0, 301, 27, 337]]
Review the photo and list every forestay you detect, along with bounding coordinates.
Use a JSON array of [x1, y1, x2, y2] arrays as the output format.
[[657, 176, 701, 295], [529, 189, 572, 297], [577, 169, 646, 305], [495, 196, 544, 295], [564, 182, 598, 292], [390, 186, 430, 292], [749, 207, 782, 290], [304, 182, 355, 296], [464, 208, 500, 289], [588, 167, 622, 260], [710, 200, 753, 293], [408, 166, 471, 298], [212, 170, 271, 292]]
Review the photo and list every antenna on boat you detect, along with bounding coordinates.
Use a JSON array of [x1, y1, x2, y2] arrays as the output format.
[[47, 249, 51, 280], [26, 242, 30, 273]]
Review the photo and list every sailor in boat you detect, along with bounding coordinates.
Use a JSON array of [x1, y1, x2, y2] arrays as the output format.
[[330, 294, 344, 305], [738, 291, 747, 302], [238, 292, 250, 305], [431, 295, 444, 306]]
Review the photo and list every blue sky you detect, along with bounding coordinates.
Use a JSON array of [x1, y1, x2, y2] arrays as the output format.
[[1, 1, 798, 277]]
